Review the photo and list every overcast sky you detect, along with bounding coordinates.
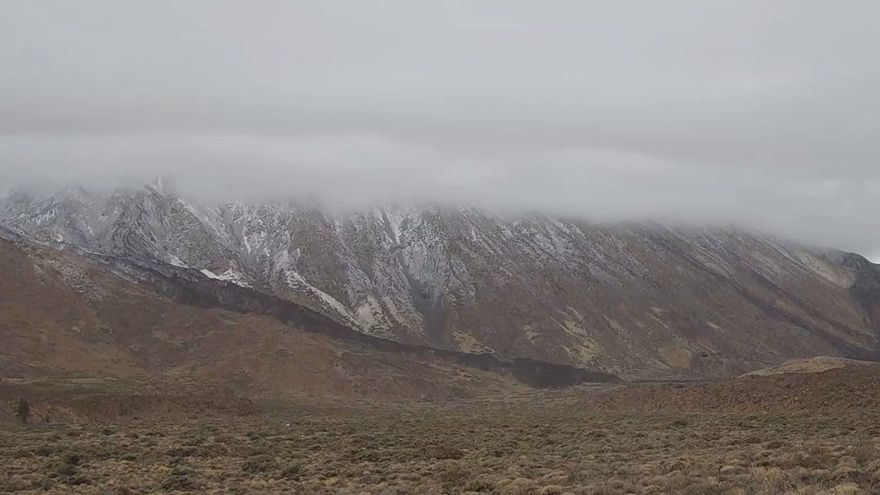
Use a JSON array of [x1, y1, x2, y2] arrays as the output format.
[[1, 1, 878, 260]]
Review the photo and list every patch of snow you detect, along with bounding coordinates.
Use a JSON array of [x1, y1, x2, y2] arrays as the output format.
[[200, 268, 251, 287], [168, 255, 188, 268], [281, 267, 360, 327]]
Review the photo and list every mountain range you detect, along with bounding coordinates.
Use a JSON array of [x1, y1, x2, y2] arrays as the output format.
[[2, 181, 879, 379]]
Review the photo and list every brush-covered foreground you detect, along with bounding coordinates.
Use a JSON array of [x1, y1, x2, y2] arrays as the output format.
[[3, 399, 880, 495]]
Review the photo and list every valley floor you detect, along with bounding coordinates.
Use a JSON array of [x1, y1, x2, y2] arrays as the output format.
[[3, 399, 880, 494]]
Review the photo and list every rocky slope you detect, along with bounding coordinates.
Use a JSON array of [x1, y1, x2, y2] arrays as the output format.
[[3, 183, 879, 378], [0, 226, 619, 401]]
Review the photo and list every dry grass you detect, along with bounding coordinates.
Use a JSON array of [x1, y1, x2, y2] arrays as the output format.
[[3, 401, 880, 494]]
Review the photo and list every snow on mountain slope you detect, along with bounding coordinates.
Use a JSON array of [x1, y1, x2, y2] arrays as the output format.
[[2, 183, 878, 378]]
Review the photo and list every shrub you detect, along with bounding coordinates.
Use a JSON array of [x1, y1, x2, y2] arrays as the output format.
[[278, 462, 303, 480], [16, 398, 30, 423], [463, 479, 495, 492], [161, 467, 198, 491], [241, 454, 276, 474], [430, 443, 464, 460]]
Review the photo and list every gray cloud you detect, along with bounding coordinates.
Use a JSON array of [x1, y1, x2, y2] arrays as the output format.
[[1, 1, 878, 259]]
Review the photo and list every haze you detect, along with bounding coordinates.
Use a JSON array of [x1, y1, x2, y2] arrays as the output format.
[[1, 1, 878, 260]]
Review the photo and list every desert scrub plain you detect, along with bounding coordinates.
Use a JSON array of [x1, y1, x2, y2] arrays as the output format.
[[3, 399, 880, 495]]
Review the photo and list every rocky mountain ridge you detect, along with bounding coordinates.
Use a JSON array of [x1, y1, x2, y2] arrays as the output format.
[[3, 183, 879, 378]]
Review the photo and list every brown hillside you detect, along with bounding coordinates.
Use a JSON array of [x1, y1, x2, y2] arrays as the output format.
[[588, 361, 880, 413], [0, 234, 526, 405]]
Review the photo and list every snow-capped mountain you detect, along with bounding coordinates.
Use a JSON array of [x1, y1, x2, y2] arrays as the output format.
[[3, 182, 879, 378]]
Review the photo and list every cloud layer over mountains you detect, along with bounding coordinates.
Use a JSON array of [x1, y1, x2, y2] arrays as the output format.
[[1, 1, 878, 259]]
